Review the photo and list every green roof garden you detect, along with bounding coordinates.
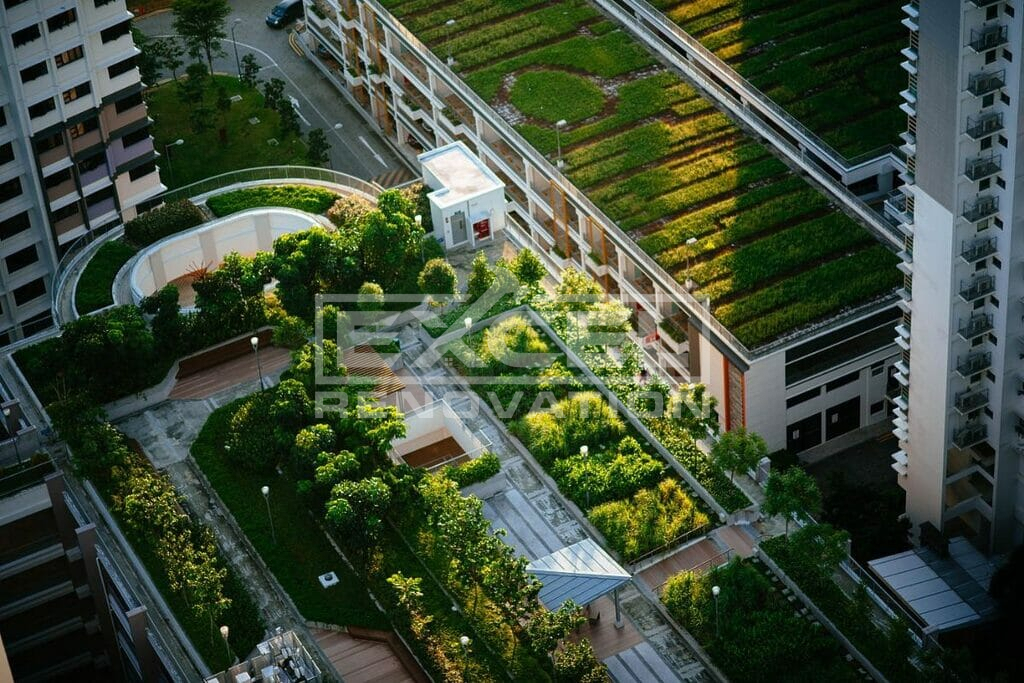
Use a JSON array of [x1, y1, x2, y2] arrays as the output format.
[[652, 0, 907, 159], [381, 0, 900, 348]]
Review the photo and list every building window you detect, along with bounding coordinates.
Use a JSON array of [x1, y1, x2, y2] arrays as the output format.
[[1007, 5, 1015, 17], [128, 160, 156, 181], [0, 212, 31, 240], [985, 50, 997, 64], [46, 8, 77, 33], [94, 0, 115, 6], [28, 98, 56, 119], [51, 201, 79, 222], [62, 82, 92, 104], [785, 387, 821, 409], [108, 57, 137, 78], [12, 24, 41, 48], [100, 20, 130, 43], [55, 45, 85, 68], [870, 400, 885, 415], [44, 168, 72, 189], [1004, 49, 1013, 62], [121, 127, 150, 148], [20, 61, 49, 83], [825, 371, 859, 392], [0, 177, 23, 203], [78, 152, 106, 174], [992, 256, 1002, 269], [0, 142, 13, 165], [12, 278, 46, 306], [5, 245, 39, 273], [980, 136, 993, 150], [3, 0, 31, 8], [114, 92, 143, 114], [1001, 92, 1011, 105], [0, 107, 6, 127], [69, 117, 100, 139]]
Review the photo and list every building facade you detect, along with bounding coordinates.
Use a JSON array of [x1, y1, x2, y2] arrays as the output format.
[[896, 0, 1024, 552], [299, 0, 903, 456], [0, 0, 162, 345]]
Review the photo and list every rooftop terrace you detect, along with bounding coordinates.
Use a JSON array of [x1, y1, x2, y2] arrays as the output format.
[[383, 0, 900, 348], [652, 0, 906, 159]]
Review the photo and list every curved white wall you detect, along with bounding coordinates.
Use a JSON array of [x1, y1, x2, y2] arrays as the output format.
[[129, 208, 321, 306]]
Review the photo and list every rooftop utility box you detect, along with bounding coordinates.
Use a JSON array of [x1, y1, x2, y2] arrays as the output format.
[[418, 142, 506, 250]]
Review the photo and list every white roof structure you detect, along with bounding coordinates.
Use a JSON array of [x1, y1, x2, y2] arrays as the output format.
[[868, 550, 979, 631], [526, 539, 631, 610], [418, 142, 504, 209]]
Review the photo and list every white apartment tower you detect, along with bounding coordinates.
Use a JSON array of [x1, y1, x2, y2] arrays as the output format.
[[0, 0, 162, 345], [896, 0, 1024, 552]]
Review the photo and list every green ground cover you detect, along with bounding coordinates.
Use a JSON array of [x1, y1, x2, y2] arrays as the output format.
[[381, 0, 900, 348], [75, 240, 138, 314], [206, 185, 339, 218], [148, 75, 305, 189], [654, 0, 905, 157]]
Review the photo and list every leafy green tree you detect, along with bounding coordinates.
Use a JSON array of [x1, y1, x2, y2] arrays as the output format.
[[293, 423, 336, 473], [325, 476, 392, 540], [466, 251, 494, 303], [262, 77, 285, 112], [272, 227, 350, 320], [171, 0, 230, 75], [314, 450, 359, 487], [784, 523, 849, 587], [278, 100, 301, 138], [272, 315, 311, 349], [240, 53, 260, 90], [553, 640, 607, 683], [306, 128, 331, 166], [177, 62, 208, 105], [359, 190, 424, 290], [418, 258, 457, 304], [509, 249, 544, 295], [554, 266, 603, 311], [711, 427, 768, 482], [357, 281, 385, 312], [525, 601, 584, 661], [133, 28, 161, 85], [140, 284, 184, 353], [192, 251, 274, 339], [480, 315, 549, 368], [153, 37, 186, 82], [762, 467, 821, 533]]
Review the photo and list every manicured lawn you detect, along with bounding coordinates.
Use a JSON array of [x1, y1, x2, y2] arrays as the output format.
[[75, 240, 138, 314], [381, 0, 900, 349], [653, 0, 905, 158], [206, 185, 339, 218], [147, 75, 306, 189], [190, 402, 390, 630]]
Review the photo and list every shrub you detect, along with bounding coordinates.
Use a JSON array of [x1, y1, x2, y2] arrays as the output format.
[[466, 251, 495, 303], [551, 437, 664, 508], [442, 451, 501, 488], [480, 315, 550, 368], [357, 281, 385, 311], [124, 199, 205, 247], [418, 258, 458, 303], [206, 185, 339, 217], [588, 478, 709, 561], [517, 391, 625, 464], [553, 640, 607, 682], [326, 194, 374, 229]]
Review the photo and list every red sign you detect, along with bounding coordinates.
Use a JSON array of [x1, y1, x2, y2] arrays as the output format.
[[473, 218, 491, 239]]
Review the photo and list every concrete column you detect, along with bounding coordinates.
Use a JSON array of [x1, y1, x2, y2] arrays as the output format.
[[77, 524, 124, 682], [44, 473, 76, 550], [126, 606, 155, 683]]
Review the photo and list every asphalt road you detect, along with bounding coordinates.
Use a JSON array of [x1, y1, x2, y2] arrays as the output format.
[[136, 1, 413, 183]]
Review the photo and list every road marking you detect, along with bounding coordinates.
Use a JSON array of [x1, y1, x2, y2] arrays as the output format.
[[359, 136, 387, 167], [288, 95, 310, 126]]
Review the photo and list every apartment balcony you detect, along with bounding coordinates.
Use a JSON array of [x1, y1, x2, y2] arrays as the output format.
[[962, 195, 998, 222], [883, 190, 912, 226], [86, 196, 117, 225], [964, 153, 1000, 181], [36, 144, 71, 170], [70, 127, 102, 155], [967, 70, 1005, 96], [959, 274, 995, 302], [969, 25, 1008, 52], [954, 388, 989, 415], [969, 0, 1002, 6], [397, 51, 429, 87], [900, 84, 917, 105], [891, 449, 909, 477], [442, 94, 474, 130], [960, 236, 997, 263], [952, 421, 987, 449], [956, 351, 991, 378], [45, 178, 78, 206], [957, 313, 993, 341], [965, 112, 1003, 140], [52, 208, 85, 239]]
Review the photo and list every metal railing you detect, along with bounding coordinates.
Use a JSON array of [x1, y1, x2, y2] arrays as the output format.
[[962, 195, 998, 222], [965, 112, 1003, 139], [968, 25, 1008, 52], [959, 275, 995, 301], [157, 165, 383, 205], [954, 388, 989, 414], [964, 153, 1001, 181], [953, 421, 987, 449], [967, 69, 1005, 96], [957, 313, 993, 340], [960, 236, 997, 262], [957, 351, 991, 377], [628, 522, 711, 569]]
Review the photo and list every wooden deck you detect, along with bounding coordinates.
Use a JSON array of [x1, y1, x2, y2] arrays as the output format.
[[569, 595, 642, 660], [636, 538, 724, 592], [169, 345, 292, 399], [401, 435, 465, 469], [312, 628, 417, 683]]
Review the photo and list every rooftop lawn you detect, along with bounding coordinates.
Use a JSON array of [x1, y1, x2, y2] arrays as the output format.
[[382, 0, 900, 348], [652, 0, 906, 159]]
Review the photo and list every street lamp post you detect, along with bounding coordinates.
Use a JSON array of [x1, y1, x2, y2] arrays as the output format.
[[231, 19, 242, 81], [555, 119, 567, 168], [163, 138, 184, 186], [464, 317, 472, 333], [445, 19, 456, 65], [684, 236, 698, 291], [219, 625, 231, 665], [261, 485, 276, 544], [251, 336, 264, 391], [580, 445, 589, 508], [415, 214, 424, 262], [459, 635, 471, 678], [2, 408, 22, 466], [711, 585, 721, 637]]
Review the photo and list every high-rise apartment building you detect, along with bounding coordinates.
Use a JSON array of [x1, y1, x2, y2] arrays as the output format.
[[895, 0, 1023, 552], [0, 0, 162, 345]]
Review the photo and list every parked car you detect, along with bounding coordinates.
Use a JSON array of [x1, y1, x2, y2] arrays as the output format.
[[266, 0, 303, 28]]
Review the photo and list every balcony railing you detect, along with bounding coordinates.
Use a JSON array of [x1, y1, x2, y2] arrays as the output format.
[[953, 421, 987, 449], [958, 314, 993, 340], [956, 351, 991, 377], [954, 388, 989, 414], [967, 70, 1005, 96], [883, 190, 911, 225], [959, 275, 995, 302], [962, 195, 998, 222], [969, 25, 1008, 52], [965, 112, 1003, 140], [969, 0, 1002, 7], [965, 153, 1001, 180], [960, 236, 997, 263]]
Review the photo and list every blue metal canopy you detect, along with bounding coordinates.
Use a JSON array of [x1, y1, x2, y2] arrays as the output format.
[[527, 539, 631, 610]]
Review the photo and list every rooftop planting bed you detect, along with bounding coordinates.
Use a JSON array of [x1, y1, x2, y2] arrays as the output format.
[[651, 0, 906, 158], [382, 0, 900, 348]]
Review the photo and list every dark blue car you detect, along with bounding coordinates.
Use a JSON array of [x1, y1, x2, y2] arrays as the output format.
[[266, 0, 303, 28]]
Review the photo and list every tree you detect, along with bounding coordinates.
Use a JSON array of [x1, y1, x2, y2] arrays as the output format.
[[466, 251, 494, 303], [262, 77, 286, 112], [418, 258, 457, 305], [553, 640, 607, 683], [509, 249, 544, 294], [278, 100, 301, 138], [240, 53, 261, 90], [272, 227, 350, 320], [357, 281, 385, 312], [762, 467, 821, 533], [215, 85, 231, 143], [306, 128, 331, 167], [710, 427, 767, 482], [178, 63, 213, 135], [359, 190, 424, 290], [325, 476, 392, 541], [554, 266, 603, 311], [172, 0, 230, 75], [133, 28, 161, 85], [525, 601, 584, 661], [158, 37, 186, 82]]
